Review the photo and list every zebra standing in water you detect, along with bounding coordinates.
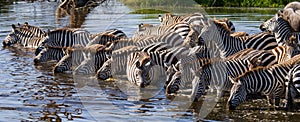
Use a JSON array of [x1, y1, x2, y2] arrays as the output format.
[[53, 45, 88, 73], [73, 44, 112, 75], [34, 28, 92, 63], [3, 24, 46, 48], [199, 19, 278, 58], [228, 54, 300, 110], [284, 64, 300, 110], [34, 46, 66, 63], [126, 46, 188, 87]]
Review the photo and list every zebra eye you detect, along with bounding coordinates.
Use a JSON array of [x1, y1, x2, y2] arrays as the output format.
[[135, 62, 141, 68]]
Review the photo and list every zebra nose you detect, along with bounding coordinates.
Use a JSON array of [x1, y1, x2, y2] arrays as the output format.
[[33, 58, 40, 64], [53, 67, 63, 73], [166, 85, 179, 94], [2, 41, 11, 47], [228, 102, 236, 110]]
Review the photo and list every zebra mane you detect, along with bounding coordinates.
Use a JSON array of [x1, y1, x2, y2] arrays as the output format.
[[49, 28, 88, 33], [213, 19, 232, 33]]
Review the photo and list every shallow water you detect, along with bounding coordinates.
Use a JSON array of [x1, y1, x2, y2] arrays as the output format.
[[0, 1, 299, 121]]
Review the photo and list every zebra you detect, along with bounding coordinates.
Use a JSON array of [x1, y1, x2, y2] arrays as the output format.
[[284, 64, 300, 110], [72, 44, 112, 75], [126, 51, 156, 87], [199, 19, 278, 58], [3, 24, 46, 48], [168, 47, 284, 96], [88, 29, 127, 46], [53, 45, 87, 73], [41, 28, 91, 48], [34, 45, 66, 64], [227, 54, 300, 110], [126, 46, 188, 87], [133, 22, 191, 40], [273, 15, 300, 45], [96, 58, 112, 80], [190, 57, 266, 101], [189, 43, 300, 100]]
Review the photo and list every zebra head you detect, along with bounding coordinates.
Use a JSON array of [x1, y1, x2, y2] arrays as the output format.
[[228, 76, 247, 110], [166, 70, 181, 94], [34, 47, 49, 63], [190, 67, 207, 102], [260, 15, 277, 32], [2, 24, 20, 46], [34, 47, 64, 64], [96, 58, 112, 80], [53, 49, 73, 73], [134, 54, 154, 87]]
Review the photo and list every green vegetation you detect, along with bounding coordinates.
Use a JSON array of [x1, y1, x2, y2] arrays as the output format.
[[195, 0, 294, 7], [120, 0, 294, 8], [129, 9, 169, 14]]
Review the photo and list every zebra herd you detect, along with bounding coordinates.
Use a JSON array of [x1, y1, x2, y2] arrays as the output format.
[[3, 1, 300, 111]]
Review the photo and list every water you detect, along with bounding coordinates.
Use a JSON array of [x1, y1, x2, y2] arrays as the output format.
[[0, 1, 299, 121]]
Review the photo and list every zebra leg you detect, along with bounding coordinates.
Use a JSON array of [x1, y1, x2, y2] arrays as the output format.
[[285, 83, 298, 110]]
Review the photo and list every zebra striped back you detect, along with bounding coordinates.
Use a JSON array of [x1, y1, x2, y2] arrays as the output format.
[[89, 29, 127, 40], [170, 48, 277, 96], [133, 22, 190, 40], [228, 54, 300, 110], [18, 22, 46, 38], [159, 13, 207, 27], [43, 28, 91, 48]]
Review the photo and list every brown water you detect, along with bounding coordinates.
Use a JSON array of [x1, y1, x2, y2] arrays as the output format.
[[0, 0, 300, 121]]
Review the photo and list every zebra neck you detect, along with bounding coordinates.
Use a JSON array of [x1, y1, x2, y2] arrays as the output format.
[[213, 29, 245, 57]]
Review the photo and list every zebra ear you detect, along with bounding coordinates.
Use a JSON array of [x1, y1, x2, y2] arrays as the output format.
[[277, 10, 283, 17], [24, 22, 28, 25], [158, 15, 162, 22], [11, 24, 16, 29], [248, 58, 261, 70], [138, 23, 144, 31], [144, 61, 151, 67]]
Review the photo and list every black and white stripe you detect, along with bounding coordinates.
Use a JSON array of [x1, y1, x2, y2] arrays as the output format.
[[228, 54, 300, 110], [3, 24, 46, 48]]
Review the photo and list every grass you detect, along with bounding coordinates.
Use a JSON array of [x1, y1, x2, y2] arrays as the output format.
[[129, 9, 169, 14]]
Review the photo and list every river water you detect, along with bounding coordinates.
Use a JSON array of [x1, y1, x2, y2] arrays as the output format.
[[0, 0, 299, 121]]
